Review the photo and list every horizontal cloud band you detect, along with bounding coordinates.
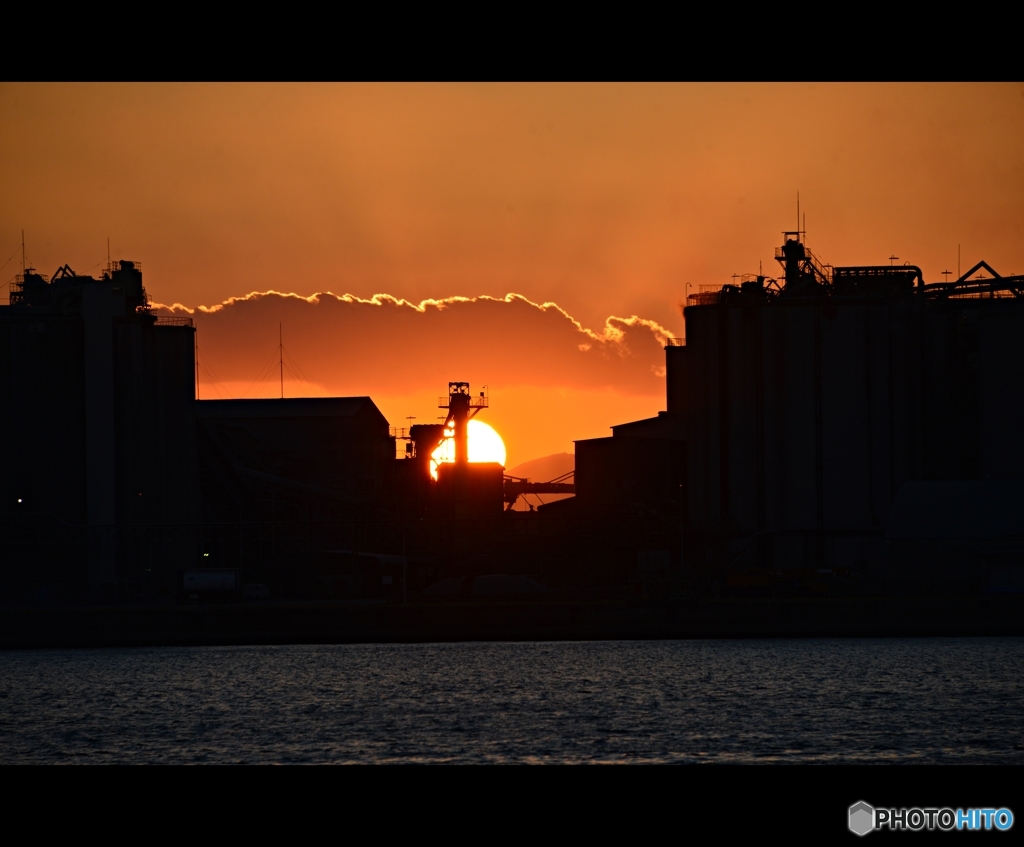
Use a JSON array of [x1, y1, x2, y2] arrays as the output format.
[[156, 291, 672, 397]]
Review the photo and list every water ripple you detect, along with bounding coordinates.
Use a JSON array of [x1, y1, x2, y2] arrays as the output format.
[[0, 638, 1022, 764]]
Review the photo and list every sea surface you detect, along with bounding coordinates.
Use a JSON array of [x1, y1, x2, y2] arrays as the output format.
[[1, 638, 1022, 764]]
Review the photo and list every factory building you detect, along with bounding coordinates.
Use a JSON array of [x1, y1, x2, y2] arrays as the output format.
[[568, 230, 1024, 594], [196, 397, 394, 517], [573, 380, 686, 515], [679, 232, 1024, 589], [529, 361, 686, 597], [194, 397, 397, 594], [0, 260, 198, 601]]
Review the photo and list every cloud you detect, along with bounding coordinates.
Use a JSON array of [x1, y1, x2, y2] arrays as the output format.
[[157, 290, 673, 399]]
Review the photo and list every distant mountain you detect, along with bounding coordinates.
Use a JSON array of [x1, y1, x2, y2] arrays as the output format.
[[505, 452, 575, 511], [507, 452, 574, 481]]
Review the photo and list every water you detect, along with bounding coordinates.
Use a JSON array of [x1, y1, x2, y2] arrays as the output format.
[[1, 638, 1021, 764]]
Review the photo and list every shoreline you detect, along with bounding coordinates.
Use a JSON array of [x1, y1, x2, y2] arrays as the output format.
[[2, 595, 1023, 649]]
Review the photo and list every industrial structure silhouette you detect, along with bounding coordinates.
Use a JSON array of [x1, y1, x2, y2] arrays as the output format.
[[3, 229, 1023, 629]]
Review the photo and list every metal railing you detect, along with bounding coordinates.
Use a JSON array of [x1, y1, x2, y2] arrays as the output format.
[[154, 316, 194, 327], [106, 260, 142, 275], [687, 292, 723, 306], [437, 396, 489, 409]]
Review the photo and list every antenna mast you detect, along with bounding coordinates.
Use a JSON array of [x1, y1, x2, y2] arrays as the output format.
[[279, 323, 284, 400], [21, 230, 25, 274], [195, 331, 200, 400]]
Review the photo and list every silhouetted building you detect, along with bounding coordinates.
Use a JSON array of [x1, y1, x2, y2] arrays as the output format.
[[194, 397, 397, 592], [570, 338, 687, 517], [392, 383, 506, 521], [436, 462, 505, 519], [564, 232, 1024, 595], [679, 233, 1024, 586], [0, 261, 198, 601], [8, 232, 1021, 607], [392, 423, 447, 517], [196, 397, 395, 522], [521, 364, 685, 597], [574, 407, 685, 513]]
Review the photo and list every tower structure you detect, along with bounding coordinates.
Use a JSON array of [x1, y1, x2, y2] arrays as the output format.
[[438, 382, 488, 465]]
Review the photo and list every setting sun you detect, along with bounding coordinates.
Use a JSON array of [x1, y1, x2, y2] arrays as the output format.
[[430, 419, 506, 478]]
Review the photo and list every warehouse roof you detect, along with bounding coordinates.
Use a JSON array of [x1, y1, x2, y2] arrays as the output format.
[[196, 397, 380, 419]]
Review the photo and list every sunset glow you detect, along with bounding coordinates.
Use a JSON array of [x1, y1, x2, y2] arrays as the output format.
[[3, 83, 1022, 466], [430, 420, 507, 479]]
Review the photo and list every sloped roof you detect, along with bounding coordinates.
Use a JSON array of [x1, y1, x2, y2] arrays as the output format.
[[196, 397, 379, 419], [611, 411, 685, 441]]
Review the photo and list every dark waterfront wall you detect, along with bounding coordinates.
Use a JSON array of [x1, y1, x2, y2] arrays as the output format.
[[3, 595, 1024, 649]]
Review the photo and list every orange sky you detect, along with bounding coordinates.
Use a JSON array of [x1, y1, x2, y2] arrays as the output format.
[[3, 83, 1023, 464]]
